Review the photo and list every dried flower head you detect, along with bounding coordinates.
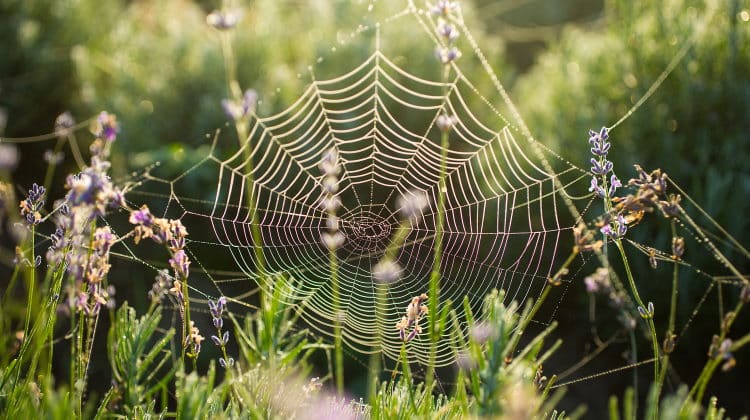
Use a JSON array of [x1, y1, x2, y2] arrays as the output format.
[[663, 333, 677, 354], [629, 165, 668, 197], [187, 320, 205, 354], [741, 284, 750, 304], [672, 236, 685, 259], [572, 224, 603, 253], [169, 280, 183, 301], [395, 293, 429, 341], [659, 193, 682, 218]]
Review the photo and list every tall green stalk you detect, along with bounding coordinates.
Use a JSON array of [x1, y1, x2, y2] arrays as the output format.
[[426, 61, 451, 394], [655, 220, 680, 402], [217, 28, 274, 360], [331, 244, 343, 394], [613, 239, 660, 402]]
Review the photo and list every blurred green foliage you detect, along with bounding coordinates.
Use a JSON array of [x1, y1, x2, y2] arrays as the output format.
[[513, 0, 750, 414], [515, 0, 750, 244], [0, 0, 505, 174]]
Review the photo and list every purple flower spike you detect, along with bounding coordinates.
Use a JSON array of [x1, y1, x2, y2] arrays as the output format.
[[129, 206, 153, 227], [609, 174, 622, 196], [169, 249, 190, 279], [96, 111, 119, 142], [242, 90, 257, 115], [590, 158, 605, 175], [616, 215, 628, 237]]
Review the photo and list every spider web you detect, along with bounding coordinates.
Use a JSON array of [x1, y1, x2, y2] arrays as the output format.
[[130, 2, 593, 367], [120, 0, 747, 376], [0, 0, 745, 401]]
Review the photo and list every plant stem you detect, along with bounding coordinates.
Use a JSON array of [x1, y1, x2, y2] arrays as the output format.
[[505, 249, 576, 358], [628, 328, 638, 420], [656, 220, 679, 400], [614, 239, 660, 401], [218, 29, 274, 358], [368, 281, 387, 399], [683, 300, 744, 414], [42, 136, 65, 194], [331, 244, 344, 394], [181, 270, 192, 364], [22, 227, 36, 356], [426, 64, 451, 392]]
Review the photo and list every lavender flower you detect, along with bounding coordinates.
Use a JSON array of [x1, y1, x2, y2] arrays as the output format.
[[398, 189, 429, 223], [373, 258, 403, 284], [92, 111, 119, 142], [584, 267, 610, 293], [609, 174, 622, 197], [129, 205, 153, 226], [54, 111, 75, 137], [148, 270, 171, 304], [588, 177, 605, 198], [587, 127, 623, 200], [436, 20, 459, 43], [209, 296, 234, 367], [436, 114, 458, 132], [430, 1, 460, 17], [43, 150, 64, 165], [0, 144, 19, 170], [469, 321, 497, 344], [19, 183, 45, 225], [322, 231, 345, 251], [600, 214, 628, 239], [206, 9, 240, 30], [169, 249, 191, 279], [435, 46, 461, 64], [222, 89, 257, 121]]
